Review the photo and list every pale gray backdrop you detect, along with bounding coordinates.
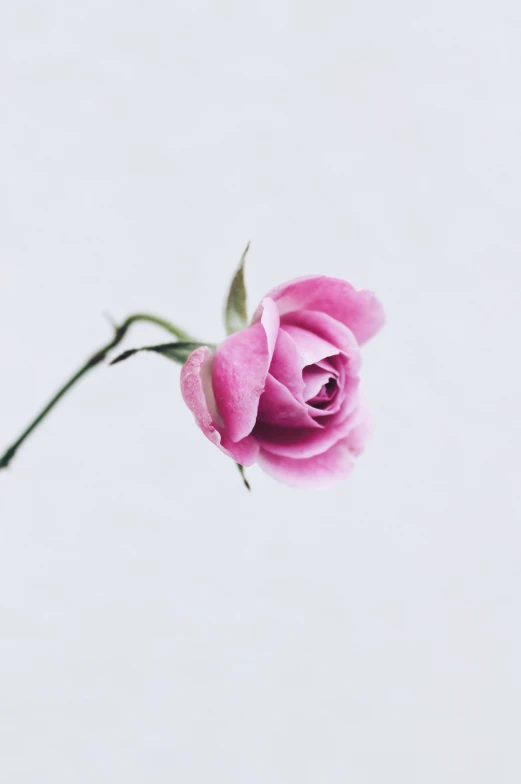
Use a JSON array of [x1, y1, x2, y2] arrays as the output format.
[[1, 1, 520, 782]]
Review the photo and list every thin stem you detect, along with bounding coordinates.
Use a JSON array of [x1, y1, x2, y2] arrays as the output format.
[[0, 313, 194, 470], [117, 313, 193, 341]]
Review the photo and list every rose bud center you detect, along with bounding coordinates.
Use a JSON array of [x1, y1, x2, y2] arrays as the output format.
[[303, 361, 341, 411]]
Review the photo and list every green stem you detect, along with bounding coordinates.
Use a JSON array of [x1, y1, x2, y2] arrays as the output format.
[[0, 313, 193, 470], [116, 313, 192, 342]]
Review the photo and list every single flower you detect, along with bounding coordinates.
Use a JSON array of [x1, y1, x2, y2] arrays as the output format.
[[181, 275, 384, 487]]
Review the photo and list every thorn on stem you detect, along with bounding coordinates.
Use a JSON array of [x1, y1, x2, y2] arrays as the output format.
[[102, 311, 119, 333]]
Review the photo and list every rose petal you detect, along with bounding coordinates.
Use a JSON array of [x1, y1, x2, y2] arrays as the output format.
[[253, 276, 385, 345], [257, 373, 322, 429], [181, 346, 260, 465], [212, 297, 280, 442], [257, 437, 357, 488], [302, 366, 335, 401], [180, 347, 221, 447], [282, 310, 360, 364], [281, 325, 339, 366], [253, 399, 365, 459], [268, 328, 306, 401], [306, 354, 359, 418]]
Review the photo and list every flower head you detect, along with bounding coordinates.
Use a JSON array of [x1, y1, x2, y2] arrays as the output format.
[[181, 274, 384, 487]]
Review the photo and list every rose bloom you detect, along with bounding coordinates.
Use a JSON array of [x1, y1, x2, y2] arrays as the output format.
[[181, 276, 384, 487]]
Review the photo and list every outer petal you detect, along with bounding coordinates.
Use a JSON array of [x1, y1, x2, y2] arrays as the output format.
[[257, 438, 356, 488], [212, 297, 280, 442], [180, 346, 259, 465], [257, 374, 321, 429], [253, 276, 384, 345]]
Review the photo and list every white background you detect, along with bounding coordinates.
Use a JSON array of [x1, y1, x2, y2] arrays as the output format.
[[1, 1, 520, 781]]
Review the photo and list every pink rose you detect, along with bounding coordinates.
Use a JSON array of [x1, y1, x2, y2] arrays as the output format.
[[180, 276, 384, 487]]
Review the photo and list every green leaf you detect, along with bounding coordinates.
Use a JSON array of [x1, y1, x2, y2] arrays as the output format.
[[224, 243, 250, 335], [109, 341, 211, 366]]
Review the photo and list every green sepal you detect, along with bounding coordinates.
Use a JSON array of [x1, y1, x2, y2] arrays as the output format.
[[224, 243, 250, 335], [236, 463, 251, 491], [110, 341, 212, 366]]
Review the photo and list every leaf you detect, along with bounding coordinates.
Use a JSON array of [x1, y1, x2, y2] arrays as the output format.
[[236, 463, 251, 491], [224, 243, 250, 335], [110, 341, 211, 366]]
